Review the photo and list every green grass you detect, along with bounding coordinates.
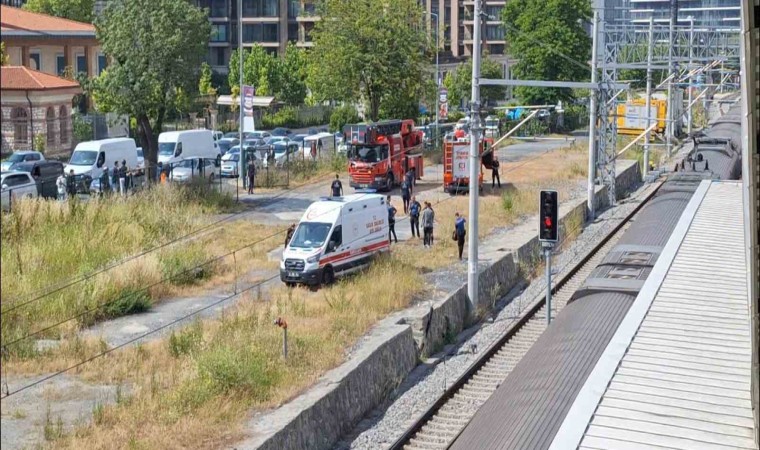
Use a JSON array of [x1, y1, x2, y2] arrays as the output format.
[[0, 182, 235, 357]]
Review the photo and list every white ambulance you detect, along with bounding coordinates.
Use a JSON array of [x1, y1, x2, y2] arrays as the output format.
[[280, 193, 389, 287]]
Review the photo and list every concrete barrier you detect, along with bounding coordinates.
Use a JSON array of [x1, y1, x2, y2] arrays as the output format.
[[241, 159, 641, 450]]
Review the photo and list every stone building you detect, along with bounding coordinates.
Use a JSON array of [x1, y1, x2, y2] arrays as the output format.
[[1, 66, 82, 154]]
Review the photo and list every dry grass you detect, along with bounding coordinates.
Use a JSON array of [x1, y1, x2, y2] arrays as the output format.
[[29, 257, 423, 450]]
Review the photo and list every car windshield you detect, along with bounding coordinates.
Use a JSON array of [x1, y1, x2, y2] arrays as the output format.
[[348, 144, 388, 163], [292, 135, 306, 143], [137, 148, 144, 158], [289, 222, 332, 249], [272, 128, 289, 136], [7, 153, 28, 163], [228, 154, 240, 162], [176, 159, 202, 169], [69, 150, 98, 166], [158, 142, 176, 156]]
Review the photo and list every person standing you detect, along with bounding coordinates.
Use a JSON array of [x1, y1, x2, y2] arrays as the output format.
[[111, 161, 120, 193], [331, 174, 343, 197], [405, 168, 415, 195], [285, 223, 296, 247], [156, 162, 164, 183], [119, 159, 128, 195], [387, 195, 398, 244], [422, 201, 435, 247], [101, 166, 110, 195], [66, 169, 76, 197], [454, 212, 467, 260], [56, 172, 67, 201], [491, 155, 501, 188], [409, 196, 421, 238], [400, 178, 411, 214], [247, 160, 256, 195]]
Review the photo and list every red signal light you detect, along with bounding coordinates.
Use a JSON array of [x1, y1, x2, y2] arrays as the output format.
[[544, 216, 553, 228]]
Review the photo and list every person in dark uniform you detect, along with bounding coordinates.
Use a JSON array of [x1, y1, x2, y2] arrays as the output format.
[[331, 174, 343, 197], [247, 160, 256, 194], [492, 155, 501, 188], [409, 196, 421, 238], [387, 195, 398, 244], [66, 169, 76, 197], [454, 212, 466, 260], [285, 223, 296, 247], [400, 178, 411, 214]]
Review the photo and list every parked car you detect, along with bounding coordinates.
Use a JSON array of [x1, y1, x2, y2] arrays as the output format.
[[65, 138, 139, 190], [224, 132, 240, 139], [11, 160, 65, 199], [220, 153, 241, 177], [1, 171, 38, 210], [271, 127, 293, 137], [158, 130, 219, 166], [212, 131, 224, 141], [266, 136, 291, 146], [244, 131, 271, 141], [291, 134, 308, 145], [1, 151, 44, 171], [271, 142, 300, 167], [217, 138, 238, 155], [170, 158, 217, 183]]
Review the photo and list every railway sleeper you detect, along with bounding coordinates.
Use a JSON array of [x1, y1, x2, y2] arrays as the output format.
[[406, 437, 447, 449], [415, 430, 453, 444]]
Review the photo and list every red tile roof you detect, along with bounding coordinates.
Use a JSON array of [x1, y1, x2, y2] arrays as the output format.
[[0, 5, 95, 33], [1, 66, 82, 91]]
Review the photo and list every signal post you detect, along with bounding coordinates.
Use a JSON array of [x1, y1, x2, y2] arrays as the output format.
[[539, 190, 559, 324]]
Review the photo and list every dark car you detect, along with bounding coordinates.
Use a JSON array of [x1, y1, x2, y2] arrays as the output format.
[[12, 160, 65, 199], [271, 127, 293, 137]]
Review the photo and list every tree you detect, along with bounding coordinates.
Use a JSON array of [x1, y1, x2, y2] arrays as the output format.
[[278, 42, 308, 106], [443, 56, 507, 109], [503, 0, 591, 105], [228, 45, 278, 97], [23, 0, 95, 23], [199, 62, 217, 97], [88, 0, 210, 167], [307, 0, 428, 121], [0, 42, 8, 66]]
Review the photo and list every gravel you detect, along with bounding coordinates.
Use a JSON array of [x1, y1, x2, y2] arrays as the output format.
[[333, 180, 653, 450]]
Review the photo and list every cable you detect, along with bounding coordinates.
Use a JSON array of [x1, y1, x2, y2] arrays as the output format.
[[0, 273, 280, 400], [2, 166, 337, 316]]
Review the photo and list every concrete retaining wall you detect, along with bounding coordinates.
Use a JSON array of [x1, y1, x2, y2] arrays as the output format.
[[243, 159, 641, 450]]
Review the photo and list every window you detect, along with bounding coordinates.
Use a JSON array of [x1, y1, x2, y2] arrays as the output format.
[[97, 54, 107, 75], [485, 25, 504, 41], [30, 52, 41, 71], [209, 0, 226, 17], [243, 23, 279, 42], [11, 108, 29, 145], [288, 23, 298, 41], [288, 0, 300, 18], [59, 106, 69, 145], [211, 24, 228, 42], [4, 174, 31, 187], [211, 47, 226, 66], [242, 0, 278, 17], [56, 54, 66, 76], [76, 54, 87, 75], [327, 225, 342, 252], [46, 107, 56, 146]]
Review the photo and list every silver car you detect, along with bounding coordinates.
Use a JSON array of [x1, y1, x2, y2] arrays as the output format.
[[170, 158, 217, 183], [1, 151, 44, 171], [1, 171, 38, 210]]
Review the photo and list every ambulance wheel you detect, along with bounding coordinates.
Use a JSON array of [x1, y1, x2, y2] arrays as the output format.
[[322, 266, 335, 286]]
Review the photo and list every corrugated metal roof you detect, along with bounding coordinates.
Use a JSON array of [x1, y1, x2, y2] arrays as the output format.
[[554, 181, 756, 450]]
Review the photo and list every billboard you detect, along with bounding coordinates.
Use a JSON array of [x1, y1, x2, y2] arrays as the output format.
[[452, 144, 469, 179], [439, 88, 448, 120], [242, 85, 256, 132]]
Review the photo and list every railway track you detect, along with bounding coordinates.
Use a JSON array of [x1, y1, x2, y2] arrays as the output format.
[[389, 183, 662, 450]]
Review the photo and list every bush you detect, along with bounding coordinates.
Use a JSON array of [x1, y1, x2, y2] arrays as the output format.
[[329, 105, 361, 132], [168, 321, 203, 358], [33, 134, 45, 152], [95, 287, 152, 323], [160, 243, 213, 286], [447, 111, 465, 122], [260, 106, 332, 129], [196, 344, 281, 399], [72, 113, 94, 143]]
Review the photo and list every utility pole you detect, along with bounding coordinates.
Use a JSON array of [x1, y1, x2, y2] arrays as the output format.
[[644, 16, 654, 177], [237, 0, 245, 191], [586, 10, 599, 220], [431, 12, 439, 147], [687, 16, 694, 136], [666, 0, 677, 155], [467, 0, 482, 314]]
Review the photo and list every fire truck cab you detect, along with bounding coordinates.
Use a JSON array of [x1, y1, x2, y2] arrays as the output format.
[[344, 119, 424, 191], [443, 134, 495, 194]]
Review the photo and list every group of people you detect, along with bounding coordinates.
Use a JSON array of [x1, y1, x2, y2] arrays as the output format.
[[56, 159, 134, 201]]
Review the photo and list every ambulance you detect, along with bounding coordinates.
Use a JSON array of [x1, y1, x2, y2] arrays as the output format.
[[280, 193, 390, 287]]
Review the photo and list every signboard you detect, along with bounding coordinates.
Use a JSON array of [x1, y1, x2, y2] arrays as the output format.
[[242, 85, 256, 132], [439, 88, 448, 120], [452, 144, 469, 179], [622, 104, 658, 130]]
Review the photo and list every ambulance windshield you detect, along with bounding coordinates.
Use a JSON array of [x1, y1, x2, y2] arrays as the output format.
[[290, 222, 332, 248]]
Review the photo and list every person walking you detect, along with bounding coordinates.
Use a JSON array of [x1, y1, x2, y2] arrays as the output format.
[[422, 201, 435, 247], [247, 160, 256, 195], [56, 172, 67, 201], [409, 196, 421, 238], [454, 212, 467, 260], [285, 223, 296, 248], [491, 155, 501, 188], [331, 174, 343, 197], [387, 195, 398, 244], [400, 178, 411, 214]]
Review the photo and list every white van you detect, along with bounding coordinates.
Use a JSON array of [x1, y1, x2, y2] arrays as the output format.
[[158, 130, 220, 166], [280, 194, 389, 287], [65, 138, 138, 179], [301, 132, 336, 160]]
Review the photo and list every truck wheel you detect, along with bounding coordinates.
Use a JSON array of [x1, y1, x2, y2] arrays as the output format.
[[322, 266, 335, 286]]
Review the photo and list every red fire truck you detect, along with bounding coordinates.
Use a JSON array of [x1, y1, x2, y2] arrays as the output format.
[[443, 135, 494, 194], [344, 119, 424, 191]]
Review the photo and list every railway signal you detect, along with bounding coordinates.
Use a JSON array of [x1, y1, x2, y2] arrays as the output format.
[[539, 190, 558, 325]]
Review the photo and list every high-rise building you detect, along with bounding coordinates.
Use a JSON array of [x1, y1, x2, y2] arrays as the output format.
[[0, 0, 25, 7], [628, 0, 741, 30]]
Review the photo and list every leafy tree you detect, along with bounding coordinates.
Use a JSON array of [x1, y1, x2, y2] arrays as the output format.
[[23, 0, 95, 23], [88, 0, 210, 166], [278, 42, 308, 106], [307, 0, 428, 121], [329, 105, 361, 132], [228, 45, 278, 98], [503, 0, 591, 105], [442, 56, 506, 109], [0, 42, 8, 66], [199, 62, 217, 96]]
